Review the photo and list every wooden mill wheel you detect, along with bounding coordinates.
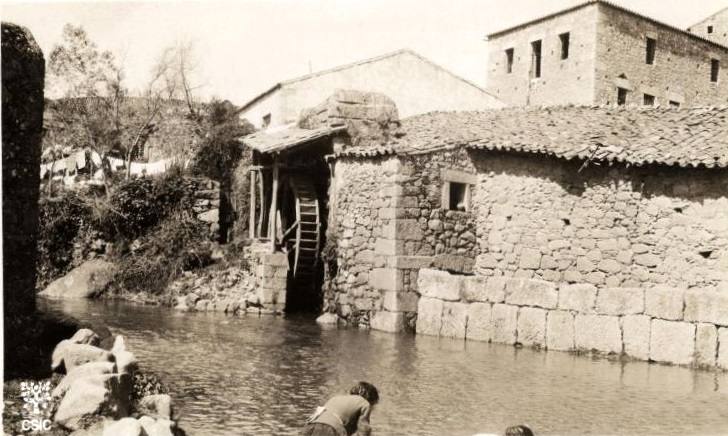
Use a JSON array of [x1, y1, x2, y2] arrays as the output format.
[[285, 176, 321, 278]]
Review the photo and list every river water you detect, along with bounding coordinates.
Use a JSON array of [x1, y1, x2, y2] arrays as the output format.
[[41, 299, 728, 436]]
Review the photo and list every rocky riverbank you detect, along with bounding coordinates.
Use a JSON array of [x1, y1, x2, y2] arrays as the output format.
[[3, 327, 183, 436]]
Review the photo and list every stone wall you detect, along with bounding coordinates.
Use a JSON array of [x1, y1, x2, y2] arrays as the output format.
[[486, 3, 599, 106], [2, 22, 45, 317], [486, 2, 728, 106], [470, 152, 728, 289], [189, 177, 223, 240], [594, 3, 728, 107], [688, 7, 728, 47], [325, 156, 399, 327], [417, 268, 728, 369]]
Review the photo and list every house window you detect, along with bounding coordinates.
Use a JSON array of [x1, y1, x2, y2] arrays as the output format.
[[617, 87, 628, 105], [711, 59, 720, 82], [505, 48, 514, 74], [646, 37, 656, 65], [559, 32, 570, 60], [669, 100, 681, 108], [643, 94, 655, 106], [708, 25, 714, 34], [441, 169, 476, 212], [531, 40, 542, 78], [448, 182, 469, 211]]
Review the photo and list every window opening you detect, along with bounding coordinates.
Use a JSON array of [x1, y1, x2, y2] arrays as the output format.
[[711, 59, 720, 82], [617, 87, 628, 105], [646, 37, 656, 65], [559, 32, 570, 60], [643, 94, 655, 106], [531, 40, 542, 78], [505, 48, 514, 73], [448, 182, 469, 211]]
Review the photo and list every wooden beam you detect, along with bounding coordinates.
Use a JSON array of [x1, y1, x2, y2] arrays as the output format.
[[268, 158, 280, 251], [249, 170, 256, 239], [257, 169, 264, 238]]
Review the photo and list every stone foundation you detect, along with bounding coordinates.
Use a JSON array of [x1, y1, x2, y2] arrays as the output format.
[[250, 245, 288, 314], [416, 268, 728, 369]]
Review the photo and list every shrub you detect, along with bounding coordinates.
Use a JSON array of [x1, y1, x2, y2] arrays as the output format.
[[108, 210, 211, 296]]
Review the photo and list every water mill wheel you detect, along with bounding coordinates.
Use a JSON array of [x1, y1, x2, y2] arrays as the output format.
[[281, 176, 322, 278]]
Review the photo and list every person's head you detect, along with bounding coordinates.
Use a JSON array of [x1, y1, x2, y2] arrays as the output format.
[[505, 425, 534, 436], [349, 381, 379, 405]]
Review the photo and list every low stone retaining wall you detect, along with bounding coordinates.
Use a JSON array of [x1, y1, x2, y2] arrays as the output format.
[[417, 268, 728, 369]]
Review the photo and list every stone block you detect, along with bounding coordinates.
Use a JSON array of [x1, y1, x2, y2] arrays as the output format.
[[462, 276, 506, 303], [718, 328, 728, 370], [546, 310, 574, 351], [517, 307, 546, 348], [466, 303, 492, 342], [505, 279, 558, 309], [649, 319, 695, 366], [417, 269, 462, 301], [491, 304, 518, 345], [695, 323, 718, 368], [684, 287, 728, 326], [374, 238, 404, 256], [370, 311, 405, 333], [262, 252, 289, 268], [381, 219, 423, 241], [369, 268, 405, 292], [386, 255, 434, 270], [574, 314, 622, 354], [519, 248, 542, 270], [595, 287, 644, 315], [645, 287, 684, 320], [622, 315, 650, 360], [440, 302, 468, 339], [382, 291, 419, 312], [558, 284, 597, 313], [433, 254, 475, 274], [416, 297, 443, 336]]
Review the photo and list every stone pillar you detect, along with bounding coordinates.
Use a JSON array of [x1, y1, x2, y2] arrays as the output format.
[[2, 23, 44, 319], [251, 245, 288, 314], [369, 158, 433, 332]]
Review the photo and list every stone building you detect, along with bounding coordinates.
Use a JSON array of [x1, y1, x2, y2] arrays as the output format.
[[238, 90, 728, 368], [486, 0, 728, 107], [238, 49, 503, 130], [688, 7, 728, 47]]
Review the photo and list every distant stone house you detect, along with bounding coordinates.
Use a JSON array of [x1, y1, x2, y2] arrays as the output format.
[[239, 90, 728, 368], [237, 49, 503, 130], [486, 0, 728, 107], [688, 7, 728, 47]]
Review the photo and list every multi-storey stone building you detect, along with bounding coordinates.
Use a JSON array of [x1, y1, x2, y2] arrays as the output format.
[[688, 7, 728, 47], [486, 0, 728, 107]]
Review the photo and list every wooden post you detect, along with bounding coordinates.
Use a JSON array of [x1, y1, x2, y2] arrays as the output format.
[[249, 169, 256, 239], [257, 169, 264, 238], [268, 158, 280, 251]]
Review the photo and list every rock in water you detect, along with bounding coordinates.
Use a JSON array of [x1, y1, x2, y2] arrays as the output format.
[[52, 361, 116, 399], [70, 328, 101, 347], [138, 394, 173, 420], [39, 259, 115, 299], [52, 341, 114, 372], [102, 417, 143, 436], [138, 416, 175, 436], [316, 312, 339, 325]]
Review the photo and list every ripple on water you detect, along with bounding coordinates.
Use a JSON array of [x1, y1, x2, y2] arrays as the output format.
[[40, 299, 728, 436]]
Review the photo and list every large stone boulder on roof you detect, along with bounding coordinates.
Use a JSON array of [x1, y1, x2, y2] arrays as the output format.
[[298, 89, 400, 148]]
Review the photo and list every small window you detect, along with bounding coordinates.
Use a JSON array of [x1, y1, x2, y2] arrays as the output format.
[[669, 100, 681, 108], [448, 182, 469, 211], [643, 94, 655, 106], [711, 59, 720, 82], [617, 87, 628, 105], [559, 32, 570, 60], [505, 48, 514, 74], [646, 37, 656, 65], [708, 25, 714, 34], [531, 40, 542, 78], [262, 113, 271, 128]]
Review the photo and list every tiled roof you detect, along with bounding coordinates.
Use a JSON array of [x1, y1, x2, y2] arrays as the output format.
[[337, 106, 728, 169], [240, 124, 345, 154]]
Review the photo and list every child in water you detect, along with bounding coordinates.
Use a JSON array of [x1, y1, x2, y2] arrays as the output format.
[[302, 382, 379, 436]]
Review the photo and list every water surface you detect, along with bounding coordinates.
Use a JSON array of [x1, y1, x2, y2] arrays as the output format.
[[41, 299, 728, 435]]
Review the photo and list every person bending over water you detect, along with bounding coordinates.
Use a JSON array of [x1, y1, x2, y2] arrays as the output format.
[[302, 382, 379, 436], [505, 425, 534, 436]]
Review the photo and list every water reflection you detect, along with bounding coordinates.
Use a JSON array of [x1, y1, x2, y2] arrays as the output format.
[[40, 299, 728, 436]]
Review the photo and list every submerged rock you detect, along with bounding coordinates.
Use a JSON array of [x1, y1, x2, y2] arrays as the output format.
[[39, 259, 115, 299], [102, 417, 143, 436], [316, 312, 339, 325], [138, 394, 173, 420]]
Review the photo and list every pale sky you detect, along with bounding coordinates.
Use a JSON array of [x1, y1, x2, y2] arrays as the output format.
[[3, 0, 728, 105]]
